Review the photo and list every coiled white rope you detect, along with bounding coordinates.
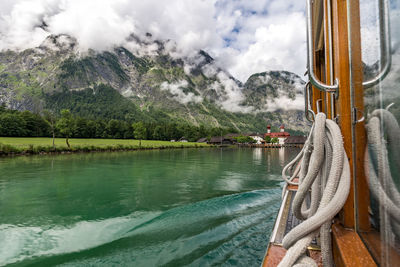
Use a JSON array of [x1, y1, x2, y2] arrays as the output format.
[[365, 109, 400, 243], [278, 113, 351, 267]]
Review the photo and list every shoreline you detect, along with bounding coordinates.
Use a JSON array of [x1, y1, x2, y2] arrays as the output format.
[[0, 144, 212, 157], [0, 138, 211, 157]]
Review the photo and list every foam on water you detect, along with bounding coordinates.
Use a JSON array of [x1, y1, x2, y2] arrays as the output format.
[[0, 211, 160, 266], [0, 189, 281, 266], [0, 149, 296, 266]]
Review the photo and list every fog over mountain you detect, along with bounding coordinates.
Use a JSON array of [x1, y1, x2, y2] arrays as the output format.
[[0, 0, 316, 132], [0, 0, 307, 82], [0, 34, 308, 132]]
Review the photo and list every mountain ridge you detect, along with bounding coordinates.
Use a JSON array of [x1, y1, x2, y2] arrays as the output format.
[[0, 34, 309, 132]]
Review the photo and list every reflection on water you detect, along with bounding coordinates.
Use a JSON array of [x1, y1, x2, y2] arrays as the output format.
[[0, 148, 300, 266], [279, 148, 285, 167], [253, 148, 262, 165]]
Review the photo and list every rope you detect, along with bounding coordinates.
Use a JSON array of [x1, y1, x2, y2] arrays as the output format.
[[365, 109, 400, 243], [278, 113, 351, 267]]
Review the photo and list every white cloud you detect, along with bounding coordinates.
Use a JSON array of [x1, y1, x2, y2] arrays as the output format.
[[226, 12, 307, 82], [0, 0, 309, 113], [265, 94, 304, 112], [160, 80, 202, 104], [1, 0, 398, 115], [360, 0, 400, 64], [212, 0, 306, 81], [214, 71, 254, 113], [0, 0, 307, 82]]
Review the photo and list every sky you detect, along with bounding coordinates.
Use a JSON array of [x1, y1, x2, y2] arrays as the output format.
[[0, 0, 307, 83], [0, 0, 398, 113]]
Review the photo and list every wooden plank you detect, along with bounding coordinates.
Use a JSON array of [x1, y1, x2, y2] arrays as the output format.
[[324, 0, 334, 119], [360, 230, 400, 266], [311, 0, 324, 114], [287, 178, 299, 191], [332, 223, 376, 267], [262, 244, 323, 267], [262, 244, 287, 267], [331, 0, 355, 229], [309, 250, 323, 267], [312, 50, 324, 113], [330, 0, 370, 231], [347, 0, 370, 232]]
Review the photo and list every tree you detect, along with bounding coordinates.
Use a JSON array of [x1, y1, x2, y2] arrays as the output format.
[[43, 110, 57, 150], [132, 122, 147, 147], [265, 135, 271, 143], [20, 111, 49, 137], [0, 113, 26, 136], [56, 109, 74, 148], [153, 125, 165, 140], [107, 119, 121, 138], [86, 120, 97, 138], [271, 137, 279, 144], [74, 117, 89, 138], [95, 120, 107, 138], [234, 135, 256, 144]]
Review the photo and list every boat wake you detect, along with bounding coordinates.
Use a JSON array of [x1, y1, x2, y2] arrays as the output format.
[[0, 189, 281, 266]]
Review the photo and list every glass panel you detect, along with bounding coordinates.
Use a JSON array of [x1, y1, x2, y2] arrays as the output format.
[[359, 0, 400, 265]]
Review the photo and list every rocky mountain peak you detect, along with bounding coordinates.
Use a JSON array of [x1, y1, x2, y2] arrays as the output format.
[[241, 70, 305, 111], [0, 37, 309, 132], [39, 34, 78, 52]]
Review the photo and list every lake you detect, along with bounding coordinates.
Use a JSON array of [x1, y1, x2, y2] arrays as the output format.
[[0, 147, 299, 266]]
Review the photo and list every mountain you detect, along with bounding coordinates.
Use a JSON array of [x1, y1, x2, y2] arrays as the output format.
[[0, 34, 309, 133], [242, 71, 304, 110]]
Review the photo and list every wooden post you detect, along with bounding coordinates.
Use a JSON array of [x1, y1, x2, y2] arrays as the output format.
[[348, 0, 370, 232], [331, 0, 369, 232]]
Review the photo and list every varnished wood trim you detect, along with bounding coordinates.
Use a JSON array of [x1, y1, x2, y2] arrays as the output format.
[[332, 223, 376, 267], [262, 244, 287, 267], [324, 0, 334, 119], [262, 244, 323, 267], [331, 0, 355, 228], [347, 0, 370, 232], [360, 230, 400, 266], [287, 184, 298, 191]]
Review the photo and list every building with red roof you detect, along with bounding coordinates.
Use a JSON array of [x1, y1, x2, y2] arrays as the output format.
[[264, 124, 290, 144]]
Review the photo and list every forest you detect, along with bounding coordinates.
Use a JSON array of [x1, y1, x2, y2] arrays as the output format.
[[0, 104, 237, 142]]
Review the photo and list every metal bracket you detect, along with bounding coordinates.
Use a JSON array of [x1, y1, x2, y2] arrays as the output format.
[[304, 82, 316, 122], [306, 0, 339, 95], [386, 102, 395, 110], [334, 115, 340, 124], [352, 107, 365, 124]]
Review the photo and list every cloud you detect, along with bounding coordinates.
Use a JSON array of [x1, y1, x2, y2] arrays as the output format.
[[265, 95, 304, 112], [0, 0, 308, 113], [225, 12, 307, 82], [160, 80, 202, 104], [1, 0, 398, 116], [213, 71, 254, 113], [0, 0, 307, 82], [360, 0, 400, 64]]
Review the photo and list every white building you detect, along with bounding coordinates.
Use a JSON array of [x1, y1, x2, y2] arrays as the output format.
[[264, 125, 290, 145], [249, 134, 265, 144]]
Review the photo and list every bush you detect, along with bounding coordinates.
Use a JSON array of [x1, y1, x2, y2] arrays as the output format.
[[234, 135, 256, 144], [271, 137, 279, 144], [0, 143, 20, 154]]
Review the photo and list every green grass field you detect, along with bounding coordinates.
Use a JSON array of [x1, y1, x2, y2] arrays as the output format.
[[0, 137, 209, 155]]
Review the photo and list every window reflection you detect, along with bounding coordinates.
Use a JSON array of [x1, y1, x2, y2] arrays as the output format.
[[361, 0, 400, 265]]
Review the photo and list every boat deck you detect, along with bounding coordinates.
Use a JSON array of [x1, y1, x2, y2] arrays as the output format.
[[262, 182, 322, 266], [284, 191, 303, 237]]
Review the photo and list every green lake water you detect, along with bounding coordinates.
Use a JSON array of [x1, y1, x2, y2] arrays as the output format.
[[0, 147, 299, 266]]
